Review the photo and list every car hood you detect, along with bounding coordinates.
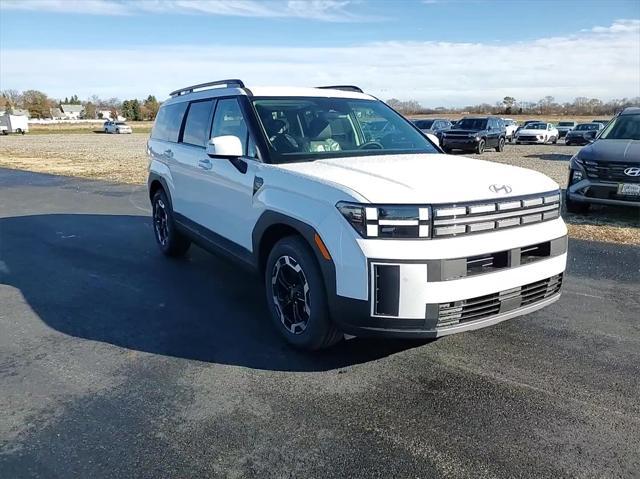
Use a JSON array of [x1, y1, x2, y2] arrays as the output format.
[[518, 128, 548, 135], [276, 154, 558, 204], [578, 139, 640, 162], [567, 130, 594, 136]]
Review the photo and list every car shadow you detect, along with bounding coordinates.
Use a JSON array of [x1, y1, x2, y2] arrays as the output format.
[[0, 213, 426, 372], [523, 153, 575, 162]]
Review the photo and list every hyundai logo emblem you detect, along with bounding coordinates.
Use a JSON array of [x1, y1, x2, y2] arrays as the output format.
[[624, 167, 640, 177], [489, 184, 513, 194]]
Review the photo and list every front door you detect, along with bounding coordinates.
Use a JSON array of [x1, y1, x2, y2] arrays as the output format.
[[192, 97, 261, 252]]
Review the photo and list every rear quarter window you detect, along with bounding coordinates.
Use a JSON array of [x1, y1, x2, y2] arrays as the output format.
[[151, 102, 188, 142]]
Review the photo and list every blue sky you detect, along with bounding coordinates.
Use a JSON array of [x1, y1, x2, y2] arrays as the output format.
[[1, 0, 639, 105]]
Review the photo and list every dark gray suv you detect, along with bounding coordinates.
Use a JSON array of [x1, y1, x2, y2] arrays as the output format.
[[566, 107, 640, 213]]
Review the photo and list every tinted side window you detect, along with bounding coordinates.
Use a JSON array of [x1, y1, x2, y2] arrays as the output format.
[[211, 98, 249, 156], [151, 102, 188, 142], [182, 100, 214, 147]]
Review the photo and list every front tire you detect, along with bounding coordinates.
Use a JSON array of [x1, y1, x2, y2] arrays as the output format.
[[475, 139, 485, 154], [495, 137, 505, 152], [151, 189, 191, 257], [265, 236, 342, 350]]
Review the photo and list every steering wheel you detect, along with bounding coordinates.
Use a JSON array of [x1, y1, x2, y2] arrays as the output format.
[[358, 141, 384, 150], [270, 133, 300, 152]]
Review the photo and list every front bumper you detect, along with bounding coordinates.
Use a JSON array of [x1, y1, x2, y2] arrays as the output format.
[[328, 222, 568, 338], [567, 177, 640, 207], [516, 136, 546, 144], [442, 137, 479, 150], [565, 135, 591, 145]]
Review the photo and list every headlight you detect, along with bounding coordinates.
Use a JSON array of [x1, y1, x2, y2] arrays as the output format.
[[571, 170, 583, 183], [337, 202, 431, 239]]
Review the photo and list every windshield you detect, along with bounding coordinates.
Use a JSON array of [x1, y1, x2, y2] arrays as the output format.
[[252, 97, 438, 163], [599, 113, 640, 140], [116, 122, 127, 125], [413, 119, 434, 129], [558, 122, 575, 126], [527, 123, 546, 130], [453, 118, 487, 130], [575, 124, 599, 131]]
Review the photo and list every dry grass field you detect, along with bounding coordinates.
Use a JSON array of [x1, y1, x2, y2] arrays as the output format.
[[0, 132, 637, 244], [27, 121, 154, 135]]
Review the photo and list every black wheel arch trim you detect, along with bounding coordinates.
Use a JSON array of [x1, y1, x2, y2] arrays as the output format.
[[148, 173, 173, 209], [252, 211, 338, 301]]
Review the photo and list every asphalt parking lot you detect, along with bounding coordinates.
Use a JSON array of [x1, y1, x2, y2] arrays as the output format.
[[1, 168, 639, 478]]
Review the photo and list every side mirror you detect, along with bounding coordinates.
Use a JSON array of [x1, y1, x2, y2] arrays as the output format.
[[206, 135, 243, 158]]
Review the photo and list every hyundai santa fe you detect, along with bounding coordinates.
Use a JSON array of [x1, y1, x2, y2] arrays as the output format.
[[147, 79, 567, 350]]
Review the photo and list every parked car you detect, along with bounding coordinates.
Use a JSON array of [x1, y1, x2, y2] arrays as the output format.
[[556, 121, 577, 138], [565, 123, 603, 146], [147, 79, 566, 350], [502, 118, 519, 141], [411, 118, 453, 145], [104, 121, 133, 134], [440, 116, 506, 154], [0, 114, 29, 134], [515, 122, 559, 144], [411, 118, 453, 135], [566, 107, 639, 213], [515, 120, 539, 136]]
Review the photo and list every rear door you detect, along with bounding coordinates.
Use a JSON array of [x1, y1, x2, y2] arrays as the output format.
[[172, 99, 216, 225]]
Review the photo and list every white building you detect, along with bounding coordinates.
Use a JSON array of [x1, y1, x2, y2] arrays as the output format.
[[59, 104, 83, 120]]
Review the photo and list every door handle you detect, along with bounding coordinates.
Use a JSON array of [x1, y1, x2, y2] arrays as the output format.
[[198, 158, 212, 170]]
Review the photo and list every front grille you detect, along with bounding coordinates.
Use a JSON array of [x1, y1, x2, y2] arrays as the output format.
[[445, 134, 472, 140], [582, 160, 640, 183], [518, 135, 539, 142], [435, 273, 563, 327], [432, 191, 561, 237]]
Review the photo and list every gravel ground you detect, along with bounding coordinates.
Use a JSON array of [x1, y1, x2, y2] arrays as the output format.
[[0, 133, 638, 243]]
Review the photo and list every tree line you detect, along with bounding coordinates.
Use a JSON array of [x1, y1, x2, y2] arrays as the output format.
[[0, 89, 160, 121], [2, 88, 638, 120], [387, 95, 640, 116]]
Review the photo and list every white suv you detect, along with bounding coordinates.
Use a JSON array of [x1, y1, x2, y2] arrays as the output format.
[[147, 80, 567, 350]]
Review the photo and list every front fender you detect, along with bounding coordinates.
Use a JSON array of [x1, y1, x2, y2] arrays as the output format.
[[253, 186, 367, 300]]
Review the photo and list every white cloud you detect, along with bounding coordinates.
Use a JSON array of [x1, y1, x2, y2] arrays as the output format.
[[1, 19, 638, 105], [0, 0, 372, 21], [0, 0, 130, 15]]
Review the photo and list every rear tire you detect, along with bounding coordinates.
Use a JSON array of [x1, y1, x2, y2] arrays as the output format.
[[151, 189, 191, 257], [565, 191, 590, 214], [495, 137, 505, 152], [265, 236, 342, 350], [475, 139, 485, 154]]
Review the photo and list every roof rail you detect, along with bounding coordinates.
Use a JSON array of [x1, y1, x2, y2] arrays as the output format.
[[316, 85, 364, 93], [169, 79, 246, 97]]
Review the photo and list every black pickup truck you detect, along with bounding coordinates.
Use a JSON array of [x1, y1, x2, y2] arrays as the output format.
[[440, 116, 506, 154]]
